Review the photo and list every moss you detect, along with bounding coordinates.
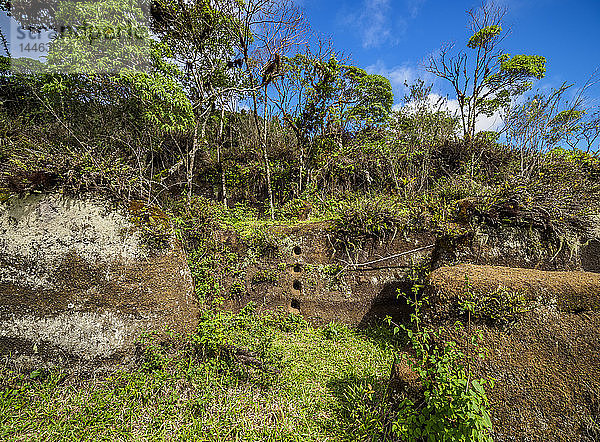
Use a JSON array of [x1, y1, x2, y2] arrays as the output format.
[[251, 268, 279, 285]]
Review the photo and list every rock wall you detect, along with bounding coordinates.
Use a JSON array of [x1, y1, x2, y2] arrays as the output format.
[[433, 223, 584, 271], [421, 264, 600, 441], [222, 223, 436, 326], [0, 194, 197, 367], [220, 213, 600, 326]]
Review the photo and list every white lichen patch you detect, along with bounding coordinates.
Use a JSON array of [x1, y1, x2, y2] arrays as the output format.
[[0, 194, 145, 289], [0, 310, 153, 359]]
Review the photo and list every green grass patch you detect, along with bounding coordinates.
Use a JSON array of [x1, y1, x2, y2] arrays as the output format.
[[0, 309, 397, 441]]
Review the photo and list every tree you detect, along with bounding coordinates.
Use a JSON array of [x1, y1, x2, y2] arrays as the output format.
[[0, 0, 195, 201], [216, 0, 307, 218], [426, 2, 546, 141], [270, 38, 343, 195], [388, 80, 459, 196], [270, 36, 393, 196], [341, 66, 393, 130], [151, 0, 239, 202], [504, 75, 600, 176]]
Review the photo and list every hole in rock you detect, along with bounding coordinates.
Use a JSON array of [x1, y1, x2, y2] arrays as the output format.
[[293, 280, 302, 291], [293, 246, 302, 256], [290, 298, 300, 311], [293, 264, 302, 273]]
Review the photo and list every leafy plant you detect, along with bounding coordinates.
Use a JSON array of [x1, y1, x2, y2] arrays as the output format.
[[389, 292, 494, 441], [321, 322, 353, 342], [251, 268, 279, 285], [459, 282, 530, 325], [330, 195, 408, 254]]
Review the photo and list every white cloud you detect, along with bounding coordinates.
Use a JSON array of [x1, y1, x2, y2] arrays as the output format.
[[366, 61, 418, 87], [359, 0, 396, 48], [407, 0, 426, 18], [344, 0, 426, 49], [400, 93, 504, 133], [366, 61, 434, 102], [475, 108, 503, 133]]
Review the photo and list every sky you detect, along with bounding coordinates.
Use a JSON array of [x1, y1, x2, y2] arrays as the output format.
[[297, 0, 600, 129]]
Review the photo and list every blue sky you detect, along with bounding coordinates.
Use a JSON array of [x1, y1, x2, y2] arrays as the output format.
[[298, 0, 600, 110]]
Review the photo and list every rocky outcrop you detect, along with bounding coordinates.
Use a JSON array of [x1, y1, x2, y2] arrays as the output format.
[[221, 222, 436, 326], [427, 263, 600, 313], [0, 194, 197, 367], [424, 264, 600, 441]]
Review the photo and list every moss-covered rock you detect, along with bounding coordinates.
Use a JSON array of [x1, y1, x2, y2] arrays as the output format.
[[0, 193, 197, 367]]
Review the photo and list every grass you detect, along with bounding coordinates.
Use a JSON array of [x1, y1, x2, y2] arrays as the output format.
[[0, 310, 398, 441]]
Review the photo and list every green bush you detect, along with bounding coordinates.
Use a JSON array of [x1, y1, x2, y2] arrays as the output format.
[[329, 195, 408, 253], [191, 303, 281, 382], [459, 284, 530, 325], [390, 294, 494, 441]]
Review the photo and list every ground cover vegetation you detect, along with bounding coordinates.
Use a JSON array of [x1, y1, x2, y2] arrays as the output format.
[[1, 0, 599, 440]]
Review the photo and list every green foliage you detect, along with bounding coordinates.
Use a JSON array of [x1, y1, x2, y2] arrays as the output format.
[[467, 25, 502, 48], [0, 309, 396, 441], [336, 377, 392, 440], [389, 295, 494, 441], [169, 196, 283, 304], [45, 0, 152, 74], [329, 195, 408, 253], [129, 200, 172, 249], [343, 67, 394, 127], [251, 268, 279, 284], [498, 54, 547, 80], [459, 282, 530, 325], [191, 303, 280, 380], [321, 322, 353, 342], [276, 198, 312, 222], [137, 331, 172, 372], [152, 0, 238, 122]]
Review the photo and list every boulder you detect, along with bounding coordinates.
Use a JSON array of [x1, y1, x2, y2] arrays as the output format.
[[425, 264, 600, 441], [427, 263, 600, 313], [0, 194, 197, 367]]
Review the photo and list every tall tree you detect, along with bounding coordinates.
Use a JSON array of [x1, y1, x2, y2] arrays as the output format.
[[270, 38, 343, 194], [216, 0, 307, 218], [426, 2, 546, 141], [0, 0, 195, 201], [152, 0, 239, 201]]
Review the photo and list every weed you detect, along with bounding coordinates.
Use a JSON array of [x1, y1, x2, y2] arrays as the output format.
[[251, 268, 279, 285], [388, 291, 494, 441], [459, 282, 530, 325]]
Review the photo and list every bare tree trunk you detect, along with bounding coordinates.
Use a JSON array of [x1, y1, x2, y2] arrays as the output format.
[[187, 123, 199, 203], [263, 85, 275, 219], [242, 48, 275, 220], [216, 103, 228, 207], [298, 144, 305, 196]]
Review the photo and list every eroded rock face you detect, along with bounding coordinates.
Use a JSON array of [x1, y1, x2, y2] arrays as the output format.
[[221, 222, 436, 326], [432, 223, 585, 271], [425, 264, 600, 441], [0, 194, 197, 366], [427, 263, 600, 313], [581, 238, 600, 273]]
